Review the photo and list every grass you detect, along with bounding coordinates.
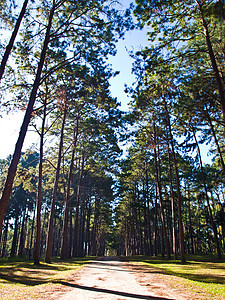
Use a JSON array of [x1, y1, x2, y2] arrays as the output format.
[[1, 254, 224, 299], [0, 256, 94, 300], [122, 254, 225, 299]]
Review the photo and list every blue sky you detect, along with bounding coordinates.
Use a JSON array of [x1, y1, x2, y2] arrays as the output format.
[[109, 27, 148, 111]]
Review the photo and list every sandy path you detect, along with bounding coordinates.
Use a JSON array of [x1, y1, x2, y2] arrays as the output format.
[[56, 257, 188, 300]]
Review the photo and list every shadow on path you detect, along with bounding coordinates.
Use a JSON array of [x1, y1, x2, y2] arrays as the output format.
[[57, 281, 175, 300]]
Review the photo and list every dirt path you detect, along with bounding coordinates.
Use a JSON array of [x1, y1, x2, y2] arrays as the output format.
[[53, 257, 200, 300]]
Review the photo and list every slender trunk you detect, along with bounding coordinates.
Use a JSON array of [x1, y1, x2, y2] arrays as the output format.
[[153, 123, 171, 259], [40, 208, 48, 257], [206, 107, 225, 173], [1, 219, 9, 258], [163, 97, 185, 263], [29, 210, 36, 260], [166, 134, 177, 259], [72, 151, 85, 257], [68, 196, 73, 258], [187, 183, 194, 254], [10, 215, 19, 257], [78, 199, 85, 257], [18, 209, 27, 257], [0, 0, 29, 82], [84, 200, 91, 256], [192, 127, 222, 259], [61, 118, 79, 259], [45, 106, 67, 263], [154, 185, 158, 256], [91, 196, 98, 256], [34, 94, 47, 265], [196, 1, 225, 123], [145, 163, 152, 256], [0, 4, 55, 244]]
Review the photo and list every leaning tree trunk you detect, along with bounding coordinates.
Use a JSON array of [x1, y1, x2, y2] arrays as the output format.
[[34, 93, 47, 265], [196, 1, 225, 124], [45, 105, 67, 263], [0, 4, 55, 244], [61, 117, 79, 259], [163, 96, 185, 263], [0, 0, 29, 82], [192, 128, 222, 259], [205, 106, 225, 173]]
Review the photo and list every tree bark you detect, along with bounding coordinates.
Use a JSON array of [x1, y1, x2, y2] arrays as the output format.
[[163, 96, 185, 263], [0, 4, 55, 244], [34, 93, 47, 265], [18, 208, 27, 257], [1, 219, 9, 258], [0, 0, 29, 82], [166, 133, 178, 259], [192, 127, 222, 259], [205, 106, 225, 173], [61, 117, 79, 259], [154, 185, 158, 256], [196, 0, 225, 124], [10, 215, 19, 257], [72, 151, 85, 257], [28, 209, 35, 260], [187, 183, 194, 254], [153, 123, 171, 259], [45, 105, 67, 263]]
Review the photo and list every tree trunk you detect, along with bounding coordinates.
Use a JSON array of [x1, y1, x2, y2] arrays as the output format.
[[0, 4, 55, 244], [10, 215, 19, 257], [154, 185, 158, 256], [40, 208, 48, 257], [166, 134, 178, 259], [206, 106, 225, 173], [29, 210, 35, 260], [78, 199, 85, 257], [1, 219, 9, 258], [84, 199, 91, 256], [45, 105, 67, 263], [144, 162, 152, 256], [18, 208, 27, 257], [0, 0, 29, 82], [196, 0, 225, 124], [61, 117, 79, 259], [72, 151, 85, 257], [163, 96, 185, 263], [34, 92, 47, 265], [187, 183, 194, 255], [153, 123, 171, 259], [192, 127, 222, 259]]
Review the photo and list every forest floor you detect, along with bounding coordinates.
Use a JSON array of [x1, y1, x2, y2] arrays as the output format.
[[0, 255, 224, 299]]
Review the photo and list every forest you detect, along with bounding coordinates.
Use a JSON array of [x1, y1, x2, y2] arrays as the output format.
[[0, 0, 225, 267]]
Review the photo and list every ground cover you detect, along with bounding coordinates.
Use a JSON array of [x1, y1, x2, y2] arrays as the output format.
[[122, 255, 225, 299], [0, 257, 93, 300]]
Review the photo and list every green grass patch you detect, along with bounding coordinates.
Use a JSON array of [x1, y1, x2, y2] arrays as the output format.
[[0, 256, 94, 300], [122, 255, 225, 299]]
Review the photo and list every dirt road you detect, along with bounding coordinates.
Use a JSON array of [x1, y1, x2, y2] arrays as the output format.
[[55, 257, 194, 300]]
